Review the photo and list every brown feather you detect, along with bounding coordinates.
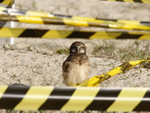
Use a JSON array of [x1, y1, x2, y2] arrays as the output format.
[[62, 41, 90, 86]]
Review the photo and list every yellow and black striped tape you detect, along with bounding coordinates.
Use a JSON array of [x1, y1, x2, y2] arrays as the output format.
[[0, 6, 150, 27], [0, 0, 13, 7], [0, 84, 150, 111], [1, 14, 150, 30], [1, 27, 150, 39], [101, 0, 150, 4], [1, 6, 150, 30], [78, 60, 149, 87]]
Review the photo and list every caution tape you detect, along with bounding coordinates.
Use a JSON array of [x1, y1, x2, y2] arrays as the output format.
[[0, 6, 150, 30], [0, 84, 149, 111], [45, 13, 150, 27], [0, 15, 109, 27], [1, 6, 150, 28], [1, 27, 150, 39], [0, 0, 13, 7], [0, 6, 150, 26], [100, 0, 150, 4], [77, 60, 150, 87], [1, 15, 150, 30]]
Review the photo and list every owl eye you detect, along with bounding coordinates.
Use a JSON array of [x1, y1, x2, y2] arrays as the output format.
[[80, 46, 85, 50]]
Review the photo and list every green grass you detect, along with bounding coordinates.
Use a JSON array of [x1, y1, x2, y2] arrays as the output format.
[[91, 40, 150, 88], [92, 40, 116, 58], [92, 40, 150, 62], [57, 49, 69, 54]]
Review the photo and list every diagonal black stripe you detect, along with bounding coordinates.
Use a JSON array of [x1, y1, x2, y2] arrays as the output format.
[[14, 10, 27, 15], [116, 33, 142, 39], [42, 18, 66, 25], [0, 0, 4, 3], [140, 22, 150, 26], [67, 31, 95, 38], [53, 14, 72, 18], [0, 21, 7, 27], [19, 29, 48, 37], [0, 85, 29, 109], [96, 18, 117, 22], [85, 88, 121, 110], [116, 0, 124, 1], [39, 87, 75, 110], [133, 0, 143, 3], [115, 0, 143, 3], [133, 89, 150, 111]]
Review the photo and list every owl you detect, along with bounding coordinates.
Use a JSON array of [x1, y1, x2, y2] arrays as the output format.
[[62, 41, 90, 86]]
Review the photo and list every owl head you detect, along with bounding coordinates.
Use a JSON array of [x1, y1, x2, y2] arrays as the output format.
[[70, 41, 86, 55]]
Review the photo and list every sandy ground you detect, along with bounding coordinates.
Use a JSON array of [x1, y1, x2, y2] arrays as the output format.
[[0, 0, 150, 112], [0, 38, 150, 113], [0, 38, 150, 87]]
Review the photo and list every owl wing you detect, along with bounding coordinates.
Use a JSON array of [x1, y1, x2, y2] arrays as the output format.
[[62, 58, 80, 86], [63, 55, 77, 72], [62, 61, 70, 72], [62, 60, 73, 82]]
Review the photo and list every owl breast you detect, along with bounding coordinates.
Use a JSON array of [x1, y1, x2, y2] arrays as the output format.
[[62, 56, 90, 86], [62, 41, 90, 86]]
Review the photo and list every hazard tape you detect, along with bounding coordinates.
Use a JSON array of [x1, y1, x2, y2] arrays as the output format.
[[0, 15, 108, 27], [0, 7, 150, 30], [0, 85, 149, 111], [0, 6, 150, 26], [1, 15, 150, 30], [0, 0, 13, 7], [101, 0, 150, 4], [1, 27, 150, 39], [77, 60, 150, 87]]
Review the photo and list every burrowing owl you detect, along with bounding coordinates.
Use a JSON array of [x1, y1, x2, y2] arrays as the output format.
[[62, 41, 90, 86]]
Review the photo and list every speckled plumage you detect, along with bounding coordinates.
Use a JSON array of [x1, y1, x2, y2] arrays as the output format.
[[62, 41, 90, 86]]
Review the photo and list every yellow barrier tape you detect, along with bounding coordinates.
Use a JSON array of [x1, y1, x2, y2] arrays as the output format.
[[61, 87, 100, 111], [107, 88, 147, 111], [1, 85, 150, 111], [14, 86, 54, 110], [1, 27, 150, 39], [0, 6, 150, 28], [0, 14, 150, 30], [0, 0, 13, 7], [101, 0, 150, 4], [77, 60, 149, 87], [0, 86, 8, 99], [25, 11, 52, 18]]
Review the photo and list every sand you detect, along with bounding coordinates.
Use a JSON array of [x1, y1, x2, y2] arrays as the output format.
[[0, 0, 150, 112], [0, 39, 150, 87]]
